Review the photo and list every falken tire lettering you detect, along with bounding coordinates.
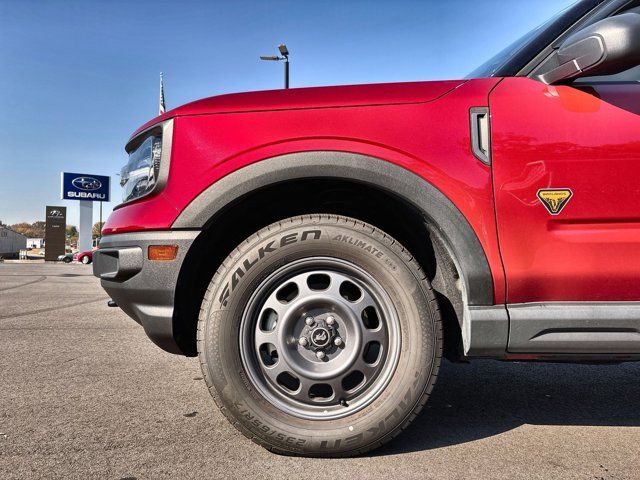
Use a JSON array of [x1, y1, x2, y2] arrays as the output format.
[[234, 402, 307, 448], [332, 234, 384, 258], [218, 229, 321, 307], [319, 381, 420, 451]]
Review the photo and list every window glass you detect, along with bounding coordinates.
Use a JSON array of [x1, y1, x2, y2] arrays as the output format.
[[574, 65, 640, 84], [466, 2, 577, 78]]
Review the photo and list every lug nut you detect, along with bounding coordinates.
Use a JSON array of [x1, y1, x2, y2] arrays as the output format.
[[326, 315, 335, 325], [334, 337, 343, 346], [305, 316, 314, 326], [298, 337, 308, 347], [316, 351, 326, 360]]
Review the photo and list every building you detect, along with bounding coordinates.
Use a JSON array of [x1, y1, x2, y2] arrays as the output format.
[[0, 225, 27, 258], [27, 238, 45, 249]]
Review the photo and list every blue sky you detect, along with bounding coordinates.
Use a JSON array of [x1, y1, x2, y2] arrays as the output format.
[[0, 0, 573, 227]]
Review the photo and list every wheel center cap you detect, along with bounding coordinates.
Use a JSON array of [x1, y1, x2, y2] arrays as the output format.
[[310, 327, 331, 348]]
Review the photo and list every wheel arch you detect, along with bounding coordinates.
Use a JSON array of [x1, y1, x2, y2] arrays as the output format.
[[172, 151, 495, 356]]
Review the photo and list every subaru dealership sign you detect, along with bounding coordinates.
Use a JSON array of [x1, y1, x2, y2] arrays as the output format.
[[61, 172, 110, 201]]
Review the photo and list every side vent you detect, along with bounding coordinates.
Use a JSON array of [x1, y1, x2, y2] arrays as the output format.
[[470, 107, 491, 165]]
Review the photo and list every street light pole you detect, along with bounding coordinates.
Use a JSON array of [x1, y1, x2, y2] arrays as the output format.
[[284, 57, 289, 89], [260, 43, 290, 89]]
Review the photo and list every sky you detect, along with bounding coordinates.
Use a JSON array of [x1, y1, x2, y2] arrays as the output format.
[[0, 0, 574, 227]]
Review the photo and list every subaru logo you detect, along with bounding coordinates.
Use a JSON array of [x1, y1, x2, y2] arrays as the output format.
[[72, 176, 102, 191]]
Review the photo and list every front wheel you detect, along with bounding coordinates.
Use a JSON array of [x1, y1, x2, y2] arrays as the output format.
[[81, 255, 90, 264], [198, 214, 442, 456]]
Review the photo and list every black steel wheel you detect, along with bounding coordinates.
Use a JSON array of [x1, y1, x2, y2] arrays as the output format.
[[240, 258, 400, 419], [198, 214, 442, 457]]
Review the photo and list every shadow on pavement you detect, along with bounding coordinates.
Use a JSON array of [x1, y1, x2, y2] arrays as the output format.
[[375, 359, 640, 456]]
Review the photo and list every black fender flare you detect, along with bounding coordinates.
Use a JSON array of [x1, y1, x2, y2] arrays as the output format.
[[172, 151, 494, 306]]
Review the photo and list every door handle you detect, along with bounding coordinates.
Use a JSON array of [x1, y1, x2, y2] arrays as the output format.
[[470, 107, 491, 165]]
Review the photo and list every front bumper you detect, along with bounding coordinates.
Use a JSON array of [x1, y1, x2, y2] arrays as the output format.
[[93, 230, 199, 354]]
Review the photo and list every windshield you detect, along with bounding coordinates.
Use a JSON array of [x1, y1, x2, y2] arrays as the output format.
[[466, 1, 583, 78]]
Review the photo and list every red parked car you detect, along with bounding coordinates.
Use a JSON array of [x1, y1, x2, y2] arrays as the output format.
[[94, 0, 640, 456], [73, 250, 93, 264]]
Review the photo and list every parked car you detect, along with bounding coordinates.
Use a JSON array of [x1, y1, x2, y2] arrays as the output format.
[[57, 253, 74, 263], [94, 0, 640, 457], [73, 250, 93, 264]]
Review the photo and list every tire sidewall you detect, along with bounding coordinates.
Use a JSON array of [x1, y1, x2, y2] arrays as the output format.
[[200, 216, 439, 455]]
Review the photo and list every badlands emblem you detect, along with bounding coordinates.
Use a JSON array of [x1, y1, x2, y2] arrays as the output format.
[[537, 189, 573, 215], [311, 328, 330, 347]]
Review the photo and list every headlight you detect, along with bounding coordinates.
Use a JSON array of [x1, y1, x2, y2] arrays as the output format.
[[120, 135, 162, 202], [119, 119, 173, 203]]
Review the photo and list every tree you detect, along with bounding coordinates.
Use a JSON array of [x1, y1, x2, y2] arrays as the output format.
[[92, 222, 105, 239], [11, 222, 45, 238], [66, 225, 78, 248], [31, 221, 46, 237], [10, 223, 31, 236]]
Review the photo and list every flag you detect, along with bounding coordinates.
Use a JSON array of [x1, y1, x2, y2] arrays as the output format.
[[159, 72, 166, 115]]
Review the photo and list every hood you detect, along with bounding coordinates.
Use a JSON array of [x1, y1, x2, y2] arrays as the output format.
[[131, 79, 465, 138]]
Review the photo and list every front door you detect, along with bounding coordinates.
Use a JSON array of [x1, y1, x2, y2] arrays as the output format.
[[490, 76, 640, 305]]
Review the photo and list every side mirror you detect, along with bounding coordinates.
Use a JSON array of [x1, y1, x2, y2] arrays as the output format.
[[537, 12, 640, 84]]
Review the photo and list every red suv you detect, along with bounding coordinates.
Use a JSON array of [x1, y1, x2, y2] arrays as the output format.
[[94, 0, 640, 456]]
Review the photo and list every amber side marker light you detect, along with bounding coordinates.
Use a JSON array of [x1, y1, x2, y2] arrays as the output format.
[[148, 245, 178, 261]]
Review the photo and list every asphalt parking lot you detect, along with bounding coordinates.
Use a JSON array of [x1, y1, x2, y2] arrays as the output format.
[[1, 262, 639, 479]]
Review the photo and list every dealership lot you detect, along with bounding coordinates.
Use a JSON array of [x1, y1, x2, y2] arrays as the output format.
[[1, 263, 639, 479]]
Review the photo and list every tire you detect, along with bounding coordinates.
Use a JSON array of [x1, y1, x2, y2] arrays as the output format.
[[81, 255, 90, 264], [64, 257, 72, 263], [198, 214, 442, 457]]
